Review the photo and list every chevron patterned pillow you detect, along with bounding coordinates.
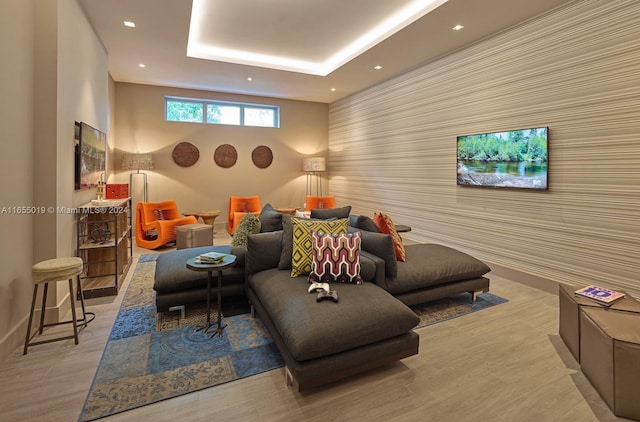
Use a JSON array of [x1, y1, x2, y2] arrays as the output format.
[[309, 231, 362, 284], [291, 218, 348, 277]]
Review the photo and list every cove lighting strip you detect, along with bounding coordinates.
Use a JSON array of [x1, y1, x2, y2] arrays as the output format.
[[187, 0, 448, 76]]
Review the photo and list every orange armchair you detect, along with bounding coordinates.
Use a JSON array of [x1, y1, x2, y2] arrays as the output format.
[[135, 200, 197, 249], [305, 195, 336, 211], [227, 195, 261, 235]]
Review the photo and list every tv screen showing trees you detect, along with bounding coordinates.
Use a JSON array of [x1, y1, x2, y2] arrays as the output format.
[[457, 127, 548, 190]]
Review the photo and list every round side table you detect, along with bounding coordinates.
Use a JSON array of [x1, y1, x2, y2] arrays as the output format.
[[198, 210, 221, 226], [186, 253, 236, 338]]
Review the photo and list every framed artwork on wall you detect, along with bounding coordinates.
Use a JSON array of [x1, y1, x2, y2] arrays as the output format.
[[75, 121, 106, 190]]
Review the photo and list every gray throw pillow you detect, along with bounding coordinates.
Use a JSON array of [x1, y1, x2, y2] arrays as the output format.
[[231, 213, 261, 247], [310, 205, 351, 220], [259, 203, 283, 232], [350, 214, 380, 233], [358, 230, 398, 278], [277, 214, 294, 270]]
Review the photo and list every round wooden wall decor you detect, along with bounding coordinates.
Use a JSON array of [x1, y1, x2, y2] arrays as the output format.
[[172, 142, 200, 167], [214, 144, 238, 168], [252, 145, 273, 169]]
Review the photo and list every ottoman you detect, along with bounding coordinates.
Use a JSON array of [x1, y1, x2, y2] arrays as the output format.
[[558, 283, 640, 363], [154, 245, 246, 312], [580, 307, 640, 420], [176, 223, 213, 250]]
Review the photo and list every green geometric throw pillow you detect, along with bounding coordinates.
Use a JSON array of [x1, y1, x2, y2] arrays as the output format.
[[230, 213, 261, 247], [291, 218, 348, 277]]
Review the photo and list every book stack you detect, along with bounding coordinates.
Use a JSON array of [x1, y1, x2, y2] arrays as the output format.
[[575, 285, 625, 306], [195, 252, 227, 265]]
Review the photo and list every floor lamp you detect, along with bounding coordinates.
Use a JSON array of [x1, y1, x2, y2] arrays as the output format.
[[122, 153, 153, 202], [303, 157, 326, 196]]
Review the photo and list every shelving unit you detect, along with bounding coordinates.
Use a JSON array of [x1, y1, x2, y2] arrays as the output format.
[[76, 197, 132, 298]]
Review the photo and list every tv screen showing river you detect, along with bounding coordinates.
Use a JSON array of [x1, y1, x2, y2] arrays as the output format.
[[457, 127, 548, 190]]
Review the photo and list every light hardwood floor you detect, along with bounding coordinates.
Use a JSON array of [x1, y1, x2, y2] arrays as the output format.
[[0, 233, 627, 422]]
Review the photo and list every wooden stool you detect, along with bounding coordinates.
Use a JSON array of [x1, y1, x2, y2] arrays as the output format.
[[23, 257, 93, 355]]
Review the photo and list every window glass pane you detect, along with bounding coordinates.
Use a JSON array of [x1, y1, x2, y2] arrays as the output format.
[[244, 107, 275, 127], [166, 100, 203, 122], [207, 104, 240, 125], [165, 97, 278, 128]]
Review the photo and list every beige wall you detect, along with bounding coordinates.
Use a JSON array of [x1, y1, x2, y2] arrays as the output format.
[[329, 0, 640, 297], [57, 0, 110, 254], [0, 0, 110, 362], [0, 0, 36, 361], [114, 83, 328, 230]]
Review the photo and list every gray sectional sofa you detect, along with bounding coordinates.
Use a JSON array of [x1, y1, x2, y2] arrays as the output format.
[[245, 230, 420, 391], [153, 207, 491, 390]]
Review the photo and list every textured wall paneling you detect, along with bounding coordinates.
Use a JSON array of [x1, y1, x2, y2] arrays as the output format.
[[328, 0, 640, 296]]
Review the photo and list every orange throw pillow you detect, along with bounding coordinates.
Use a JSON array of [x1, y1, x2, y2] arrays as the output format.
[[373, 212, 406, 262]]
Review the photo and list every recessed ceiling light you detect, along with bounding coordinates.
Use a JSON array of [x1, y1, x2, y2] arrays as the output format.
[[330, 88, 336, 92], [123, 21, 136, 28], [452, 24, 464, 31], [138, 63, 146, 68], [374, 65, 383, 70], [247, 77, 252, 81]]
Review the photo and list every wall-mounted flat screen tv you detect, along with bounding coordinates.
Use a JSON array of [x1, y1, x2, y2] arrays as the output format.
[[74, 121, 106, 190], [457, 126, 548, 190]]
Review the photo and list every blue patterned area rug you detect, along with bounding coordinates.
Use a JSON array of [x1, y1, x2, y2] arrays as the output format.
[[78, 254, 284, 422], [412, 291, 508, 329], [79, 254, 507, 421]]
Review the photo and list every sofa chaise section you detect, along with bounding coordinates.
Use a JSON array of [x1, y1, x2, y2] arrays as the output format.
[[245, 230, 420, 391], [353, 229, 491, 306]]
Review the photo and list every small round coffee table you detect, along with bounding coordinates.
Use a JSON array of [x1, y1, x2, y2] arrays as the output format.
[[274, 207, 299, 215], [198, 210, 221, 226], [183, 210, 221, 226], [186, 253, 236, 338]]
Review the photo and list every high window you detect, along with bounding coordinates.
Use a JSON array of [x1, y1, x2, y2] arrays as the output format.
[[165, 96, 280, 128]]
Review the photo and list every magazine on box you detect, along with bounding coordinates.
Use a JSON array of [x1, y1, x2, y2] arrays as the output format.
[[575, 285, 625, 306]]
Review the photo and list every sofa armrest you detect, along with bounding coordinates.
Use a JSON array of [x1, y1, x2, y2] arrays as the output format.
[[361, 250, 386, 287], [246, 231, 283, 276], [230, 245, 246, 267]]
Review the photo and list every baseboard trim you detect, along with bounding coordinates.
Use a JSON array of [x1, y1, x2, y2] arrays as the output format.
[[487, 262, 559, 295], [0, 290, 71, 363]]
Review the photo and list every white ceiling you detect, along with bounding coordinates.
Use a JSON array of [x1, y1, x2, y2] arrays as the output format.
[[79, 0, 571, 103]]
